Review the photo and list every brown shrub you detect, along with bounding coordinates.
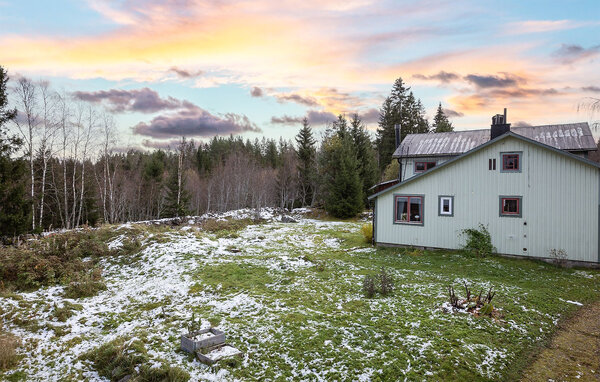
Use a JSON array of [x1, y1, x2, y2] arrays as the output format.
[[0, 331, 20, 371]]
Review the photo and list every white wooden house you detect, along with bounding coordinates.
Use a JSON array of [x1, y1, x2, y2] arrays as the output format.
[[369, 111, 600, 264]]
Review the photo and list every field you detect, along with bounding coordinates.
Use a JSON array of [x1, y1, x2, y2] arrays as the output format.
[[1, 209, 599, 381]]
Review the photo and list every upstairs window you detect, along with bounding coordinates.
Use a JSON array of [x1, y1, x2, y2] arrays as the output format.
[[500, 196, 522, 217], [501, 153, 521, 172], [395, 195, 423, 224], [415, 161, 436, 173], [438, 196, 454, 216]]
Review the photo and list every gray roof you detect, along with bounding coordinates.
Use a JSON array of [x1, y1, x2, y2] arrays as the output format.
[[371, 131, 600, 200], [393, 122, 597, 158]]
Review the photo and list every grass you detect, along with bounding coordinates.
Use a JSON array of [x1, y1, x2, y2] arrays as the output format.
[[0, 330, 20, 371], [0, 217, 599, 380]]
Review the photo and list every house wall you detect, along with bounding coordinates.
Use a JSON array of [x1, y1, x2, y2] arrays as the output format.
[[400, 156, 454, 180], [376, 136, 600, 263]]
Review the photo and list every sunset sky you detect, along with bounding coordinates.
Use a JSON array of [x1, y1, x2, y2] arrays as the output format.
[[1, 0, 599, 149]]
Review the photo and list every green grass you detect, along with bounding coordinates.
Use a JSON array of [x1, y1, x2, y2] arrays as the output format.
[[1, 218, 599, 381]]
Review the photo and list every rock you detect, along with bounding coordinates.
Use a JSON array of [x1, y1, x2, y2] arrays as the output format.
[[280, 216, 298, 223]]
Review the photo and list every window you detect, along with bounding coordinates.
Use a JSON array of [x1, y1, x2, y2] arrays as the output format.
[[488, 158, 496, 170], [501, 153, 521, 172], [438, 196, 454, 216], [499, 196, 522, 217], [414, 161, 436, 173], [395, 195, 423, 224]]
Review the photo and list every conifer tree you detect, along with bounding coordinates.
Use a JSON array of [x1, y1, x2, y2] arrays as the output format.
[[433, 103, 454, 132], [320, 115, 363, 218], [0, 66, 30, 238], [163, 141, 190, 218], [350, 114, 378, 202], [295, 118, 317, 206]]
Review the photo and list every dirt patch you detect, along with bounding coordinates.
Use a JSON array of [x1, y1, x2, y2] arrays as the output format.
[[521, 301, 600, 381]]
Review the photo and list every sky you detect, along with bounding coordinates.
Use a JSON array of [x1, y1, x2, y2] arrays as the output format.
[[1, 0, 599, 149]]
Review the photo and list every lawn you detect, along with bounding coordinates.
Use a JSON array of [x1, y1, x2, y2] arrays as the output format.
[[1, 210, 599, 381]]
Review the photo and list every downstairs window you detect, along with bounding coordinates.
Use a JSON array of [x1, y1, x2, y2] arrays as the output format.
[[395, 195, 423, 224], [500, 196, 522, 217]]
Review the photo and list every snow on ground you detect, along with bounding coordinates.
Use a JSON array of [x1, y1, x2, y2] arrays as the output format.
[[0, 208, 576, 381]]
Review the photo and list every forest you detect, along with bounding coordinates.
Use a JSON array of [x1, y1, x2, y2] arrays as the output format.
[[0, 65, 457, 237]]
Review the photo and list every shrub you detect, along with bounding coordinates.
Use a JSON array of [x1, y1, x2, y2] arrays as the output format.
[[362, 275, 376, 298], [360, 223, 373, 244], [460, 224, 495, 257], [379, 267, 394, 296], [0, 331, 20, 371], [549, 248, 568, 267], [64, 269, 106, 299], [81, 337, 190, 382]]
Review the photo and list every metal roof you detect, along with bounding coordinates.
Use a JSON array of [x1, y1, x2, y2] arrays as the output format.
[[371, 131, 600, 200], [392, 122, 597, 158]]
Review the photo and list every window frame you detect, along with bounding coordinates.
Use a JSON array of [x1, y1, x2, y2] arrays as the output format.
[[438, 195, 454, 217], [414, 161, 436, 173], [499, 196, 522, 218], [393, 194, 425, 225], [500, 152, 522, 173]]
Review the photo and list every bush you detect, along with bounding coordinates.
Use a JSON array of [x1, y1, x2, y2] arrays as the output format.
[[549, 248, 568, 267], [460, 224, 495, 257], [0, 230, 111, 292], [379, 267, 394, 296], [362, 275, 376, 298], [81, 337, 190, 382], [64, 269, 106, 299], [0, 331, 20, 371], [361, 223, 373, 244]]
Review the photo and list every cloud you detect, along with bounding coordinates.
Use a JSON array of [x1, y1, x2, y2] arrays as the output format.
[[73, 88, 182, 113], [442, 108, 464, 118], [487, 87, 559, 98], [553, 44, 600, 64], [250, 86, 264, 97], [582, 86, 600, 93], [133, 104, 261, 138], [169, 67, 203, 78], [360, 108, 380, 123], [464, 73, 525, 88], [271, 110, 337, 126], [512, 121, 532, 127], [504, 20, 589, 35], [141, 139, 182, 150], [412, 71, 459, 83], [275, 93, 319, 107]]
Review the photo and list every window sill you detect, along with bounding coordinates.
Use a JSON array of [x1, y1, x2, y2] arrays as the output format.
[[393, 221, 424, 226]]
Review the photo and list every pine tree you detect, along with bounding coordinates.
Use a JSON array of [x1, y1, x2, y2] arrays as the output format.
[[295, 118, 317, 206], [0, 66, 30, 238], [433, 103, 453, 132], [350, 114, 378, 202]]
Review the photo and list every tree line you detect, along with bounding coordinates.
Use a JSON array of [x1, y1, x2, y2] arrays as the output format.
[[0, 65, 455, 238]]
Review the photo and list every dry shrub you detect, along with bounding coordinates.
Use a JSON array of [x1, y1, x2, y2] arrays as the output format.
[[0, 331, 20, 371], [361, 223, 373, 244], [64, 269, 106, 299]]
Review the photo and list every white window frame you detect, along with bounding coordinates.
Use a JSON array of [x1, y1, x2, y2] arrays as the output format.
[[438, 195, 454, 217]]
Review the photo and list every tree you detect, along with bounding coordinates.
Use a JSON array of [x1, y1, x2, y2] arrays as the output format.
[[163, 139, 190, 218], [376, 77, 429, 173], [0, 66, 30, 238], [432, 103, 453, 132], [350, 113, 378, 202], [295, 118, 317, 206], [320, 116, 364, 218]]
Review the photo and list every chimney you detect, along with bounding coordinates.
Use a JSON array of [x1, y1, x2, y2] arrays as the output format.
[[394, 124, 401, 149], [394, 124, 402, 180], [491, 108, 510, 140]]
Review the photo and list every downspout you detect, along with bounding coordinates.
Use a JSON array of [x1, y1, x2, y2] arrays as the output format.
[[372, 198, 377, 246]]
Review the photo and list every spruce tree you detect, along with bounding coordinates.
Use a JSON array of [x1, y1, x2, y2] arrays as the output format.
[[295, 118, 317, 206], [0, 66, 30, 238], [350, 114, 378, 202], [433, 103, 454, 132], [320, 115, 363, 218]]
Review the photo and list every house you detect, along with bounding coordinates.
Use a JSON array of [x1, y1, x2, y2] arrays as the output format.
[[369, 110, 600, 264]]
